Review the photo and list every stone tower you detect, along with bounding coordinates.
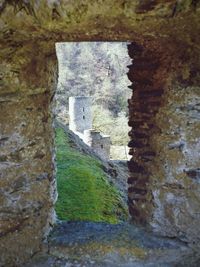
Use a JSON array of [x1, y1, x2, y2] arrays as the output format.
[[69, 96, 92, 133]]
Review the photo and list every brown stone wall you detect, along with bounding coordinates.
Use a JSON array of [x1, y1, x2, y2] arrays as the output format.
[[0, 50, 57, 266], [127, 42, 200, 243], [127, 42, 165, 224], [149, 84, 200, 243], [0, 1, 199, 265]]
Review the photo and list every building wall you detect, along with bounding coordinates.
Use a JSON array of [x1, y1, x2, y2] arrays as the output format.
[[83, 129, 110, 160], [0, 50, 57, 266], [69, 97, 111, 160], [127, 42, 200, 244], [69, 96, 92, 133]]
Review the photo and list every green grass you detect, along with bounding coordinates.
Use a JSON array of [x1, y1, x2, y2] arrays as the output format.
[[55, 127, 128, 223]]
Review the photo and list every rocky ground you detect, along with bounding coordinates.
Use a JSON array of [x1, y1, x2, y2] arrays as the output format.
[[25, 221, 200, 267]]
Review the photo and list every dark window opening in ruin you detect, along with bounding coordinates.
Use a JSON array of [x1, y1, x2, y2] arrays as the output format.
[[55, 42, 131, 225]]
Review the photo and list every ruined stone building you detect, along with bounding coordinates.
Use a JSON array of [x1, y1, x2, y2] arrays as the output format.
[[69, 96, 111, 160], [0, 1, 200, 266]]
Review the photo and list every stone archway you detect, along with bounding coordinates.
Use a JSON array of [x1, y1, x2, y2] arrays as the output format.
[[0, 1, 200, 265]]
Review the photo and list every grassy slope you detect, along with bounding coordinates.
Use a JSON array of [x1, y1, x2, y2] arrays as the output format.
[[55, 127, 128, 223]]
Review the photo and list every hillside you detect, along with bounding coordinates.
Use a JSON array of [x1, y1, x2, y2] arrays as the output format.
[[55, 121, 129, 223]]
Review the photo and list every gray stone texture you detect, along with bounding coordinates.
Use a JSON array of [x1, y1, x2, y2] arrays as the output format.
[[83, 129, 111, 160], [69, 96, 92, 133], [69, 96, 111, 160]]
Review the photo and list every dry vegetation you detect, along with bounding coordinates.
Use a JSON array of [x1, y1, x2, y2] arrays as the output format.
[[56, 42, 131, 146]]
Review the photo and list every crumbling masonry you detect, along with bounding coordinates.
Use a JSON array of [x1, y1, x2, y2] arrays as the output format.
[[69, 96, 111, 160], [0, 1, 200, 266]]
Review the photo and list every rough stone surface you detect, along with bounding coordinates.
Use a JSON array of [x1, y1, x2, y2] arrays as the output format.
[[0, 0, 200, 266], [26, 221, 200, 267], [0, 52, 58, 266], [83, 129, 111, 160], [150, 85, 200, 243], [127, 42, 200, 243]]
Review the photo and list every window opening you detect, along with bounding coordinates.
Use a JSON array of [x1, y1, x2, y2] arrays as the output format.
[[55, 41, 131, 225]]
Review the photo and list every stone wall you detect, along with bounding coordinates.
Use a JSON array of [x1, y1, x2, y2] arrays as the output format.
[[127, 42, 165, 224], [0, 46, 58, 266], [83, 129, 111, 160], [0, 1, 200, 265], [127, 42, 200, 243], [69, 96, 92, 133], [150, 85, 200, 243], [69, 96, 111, 160]]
